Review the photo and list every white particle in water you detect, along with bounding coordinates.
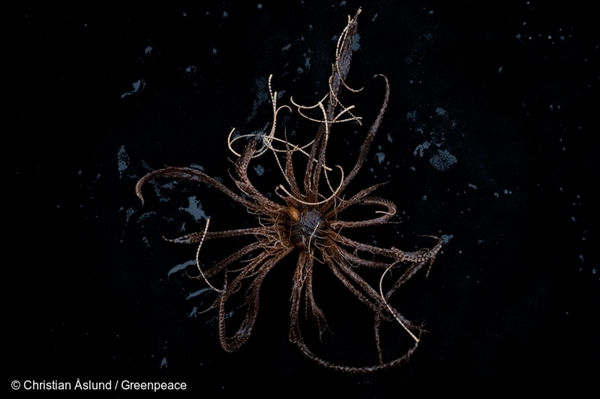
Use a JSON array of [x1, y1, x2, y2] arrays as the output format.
[[429, 149, 457, 171]]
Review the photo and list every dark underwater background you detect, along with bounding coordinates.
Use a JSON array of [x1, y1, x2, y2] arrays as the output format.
[[6, 0, 598, 396]]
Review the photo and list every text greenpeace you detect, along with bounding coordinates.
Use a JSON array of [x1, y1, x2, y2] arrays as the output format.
[[120, 380, 187, 391]]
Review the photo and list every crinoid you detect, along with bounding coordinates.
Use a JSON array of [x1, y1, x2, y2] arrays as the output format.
[[136, 8, 442, 372]]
